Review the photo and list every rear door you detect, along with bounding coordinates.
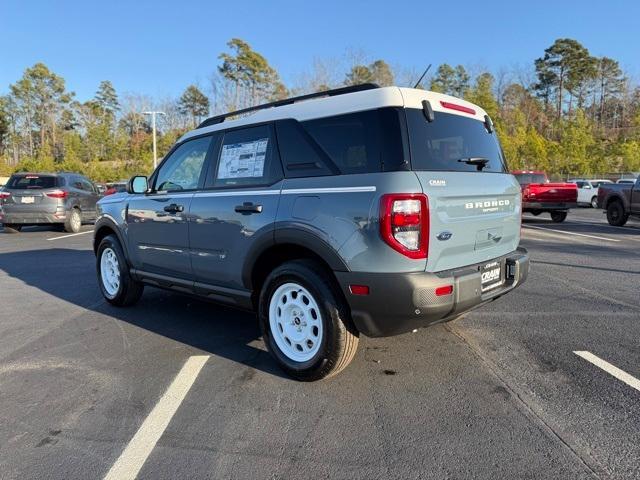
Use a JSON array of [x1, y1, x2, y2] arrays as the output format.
[[80, 176, 100, 219], [68, 176, 86, 210], [71, 176, 93, 218], [405, 108, 521, 272], [126, 135, 213, 280], [188, 124, 283, 292]]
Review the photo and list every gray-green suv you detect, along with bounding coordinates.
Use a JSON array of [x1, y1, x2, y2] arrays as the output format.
[[93, 84, 529, 381]]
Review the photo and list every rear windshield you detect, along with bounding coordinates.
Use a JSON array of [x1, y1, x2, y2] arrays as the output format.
[[513, 173, 548, 184], [6, 174, 61, 189], [406, 109, 507, 173]]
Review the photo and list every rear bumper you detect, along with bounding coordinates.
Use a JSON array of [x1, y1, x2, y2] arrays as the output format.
[[335, 248, 529, 337], [0, 210, 66, 224], [523, 202, 577, 211]]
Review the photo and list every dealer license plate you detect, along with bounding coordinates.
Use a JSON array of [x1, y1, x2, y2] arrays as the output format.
[[481, 261, 503, 292]]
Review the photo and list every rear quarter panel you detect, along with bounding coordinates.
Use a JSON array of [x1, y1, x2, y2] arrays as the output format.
[[599, 183, 632, 210], [277, 172, 426, 273]]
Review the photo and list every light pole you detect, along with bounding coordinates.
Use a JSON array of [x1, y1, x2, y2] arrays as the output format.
[[143, 111, 165, 169]]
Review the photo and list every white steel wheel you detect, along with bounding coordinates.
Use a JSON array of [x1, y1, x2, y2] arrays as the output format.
[[268, 282, 323, 362], [100, 247, 121, 298]]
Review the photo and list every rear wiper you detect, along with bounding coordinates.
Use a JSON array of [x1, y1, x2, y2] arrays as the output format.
[[456, 157, 490, 171]]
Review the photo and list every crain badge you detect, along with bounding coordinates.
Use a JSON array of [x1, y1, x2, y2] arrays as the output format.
[[428, 179, 446, 187], [436, 231, 453, 241]]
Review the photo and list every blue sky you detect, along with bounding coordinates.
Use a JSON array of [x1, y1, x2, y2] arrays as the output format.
[[1, 0, 638, 101]]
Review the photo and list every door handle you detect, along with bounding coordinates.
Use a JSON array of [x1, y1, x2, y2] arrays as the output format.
[[234, 202, 263, 214], [163, 203, 184, 213]]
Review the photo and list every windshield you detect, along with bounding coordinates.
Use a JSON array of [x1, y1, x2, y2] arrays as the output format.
[[6, 174, 60, 189], [406, 110, 507, 173], [513, 173, 548, 185]]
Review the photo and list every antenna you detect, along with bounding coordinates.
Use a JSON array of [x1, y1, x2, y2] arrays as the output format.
[[412, 64, 432, 89]]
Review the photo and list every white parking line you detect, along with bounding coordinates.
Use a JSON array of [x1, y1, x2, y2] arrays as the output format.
[[523, 225, 620, 242], [47, 230, 93, 241], [103, 355, 209, 480], [574, 351, 640, 393], [569, 219, 640, 230]]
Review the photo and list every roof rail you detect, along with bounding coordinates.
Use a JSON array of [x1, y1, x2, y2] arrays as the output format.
[[197, 83, 380, 129]]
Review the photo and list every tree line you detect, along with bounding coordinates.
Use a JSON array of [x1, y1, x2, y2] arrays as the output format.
[[0, 37, 638, 181]]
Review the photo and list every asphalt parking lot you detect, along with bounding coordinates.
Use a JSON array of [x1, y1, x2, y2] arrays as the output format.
[[0, 208, 638, 480]]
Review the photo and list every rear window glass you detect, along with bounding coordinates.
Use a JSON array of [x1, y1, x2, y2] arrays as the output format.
[[513, 173, 548, 184], [406, 110, 506, 173], [6, 175, 60, 189], [300, 108, 408, 175], [213, 125, 282, 188], [275, 120, 336, 178]]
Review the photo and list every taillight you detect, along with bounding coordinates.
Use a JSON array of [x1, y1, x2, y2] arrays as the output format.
[[46, 190, 68, 199], [0, 191, 10, 200], [440, 101, 476, 115], [380, 193, 429, 259]]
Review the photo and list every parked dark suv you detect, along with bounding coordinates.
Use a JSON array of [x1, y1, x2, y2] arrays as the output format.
[[0, 172, 100, 232], [93, 84, 529, 380]]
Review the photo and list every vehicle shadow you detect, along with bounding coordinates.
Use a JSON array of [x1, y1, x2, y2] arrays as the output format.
[[0, 247, 288, 379]]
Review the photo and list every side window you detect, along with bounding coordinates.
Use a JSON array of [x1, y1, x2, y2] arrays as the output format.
[[275, 119, 336, 178], [81, 178, 94, 192], [213, 125, 281, 188], [155, 136, 212, 192], [301, 108, 408, 175], [72, 177, 85, 190]]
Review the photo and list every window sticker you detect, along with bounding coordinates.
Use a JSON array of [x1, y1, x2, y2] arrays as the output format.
[[218, 138, 268, 179]]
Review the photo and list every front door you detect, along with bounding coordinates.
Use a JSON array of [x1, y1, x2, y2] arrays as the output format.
[[126, 135, 213, 280]]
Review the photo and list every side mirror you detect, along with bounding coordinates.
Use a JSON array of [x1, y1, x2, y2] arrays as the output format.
[[128, 176, 149, 194]]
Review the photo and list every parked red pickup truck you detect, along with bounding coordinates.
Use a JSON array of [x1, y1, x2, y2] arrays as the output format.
[[512, 171, 578, 223]]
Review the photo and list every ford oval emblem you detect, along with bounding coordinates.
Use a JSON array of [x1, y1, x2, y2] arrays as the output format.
[[437, 231, 453, 241]]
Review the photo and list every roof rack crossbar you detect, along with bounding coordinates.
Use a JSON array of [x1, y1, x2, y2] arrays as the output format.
[[197, 83, 380, 129]]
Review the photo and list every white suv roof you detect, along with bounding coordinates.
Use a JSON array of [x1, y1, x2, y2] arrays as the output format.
[[180, 86, 489, 143]]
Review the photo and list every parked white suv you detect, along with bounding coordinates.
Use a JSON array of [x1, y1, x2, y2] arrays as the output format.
[[569, 179, 613, 208]]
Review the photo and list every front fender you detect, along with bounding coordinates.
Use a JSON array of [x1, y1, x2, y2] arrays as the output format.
[[93, 213, 129, 260]]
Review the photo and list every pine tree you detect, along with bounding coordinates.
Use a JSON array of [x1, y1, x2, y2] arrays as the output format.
[[178, 85, 210, 126]]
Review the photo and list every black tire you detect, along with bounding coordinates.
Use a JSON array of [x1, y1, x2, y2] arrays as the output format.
[[96, 234, 144, 306], [258, 259, 359, 381], [606, 201, 628, 227], [550, 211, 568, 223], [590, 196, 598, 209], [3, 224, 22, 233], [64, 208, 82, 233]]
